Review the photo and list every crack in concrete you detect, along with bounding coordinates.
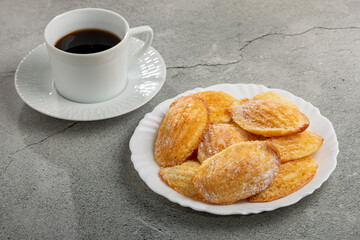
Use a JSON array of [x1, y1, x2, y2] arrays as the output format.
[[0, 70, 16, 77], [0, 70, 16, 83], [136, 217, 169, 237], [167, 57, 243, 70], [2, 122, 79, 176], [167, 26, 360, 70]]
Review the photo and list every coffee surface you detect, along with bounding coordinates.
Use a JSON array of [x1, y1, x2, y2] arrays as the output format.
[[55, 29, 121, 54]]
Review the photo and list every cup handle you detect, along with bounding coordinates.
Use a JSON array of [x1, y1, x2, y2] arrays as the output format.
[[128, 26, 153, 63]]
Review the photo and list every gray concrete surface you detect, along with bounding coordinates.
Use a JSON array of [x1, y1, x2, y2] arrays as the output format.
[[1, 0, 359, 239]]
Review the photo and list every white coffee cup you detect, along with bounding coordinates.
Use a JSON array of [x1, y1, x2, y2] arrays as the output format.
[[44, 8, 153, 103]]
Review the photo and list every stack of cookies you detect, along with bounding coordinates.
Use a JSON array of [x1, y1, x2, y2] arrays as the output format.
[[155, 91, 323, 204]]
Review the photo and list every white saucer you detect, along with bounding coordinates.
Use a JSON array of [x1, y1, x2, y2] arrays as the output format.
[[15, 38, 166, 121]]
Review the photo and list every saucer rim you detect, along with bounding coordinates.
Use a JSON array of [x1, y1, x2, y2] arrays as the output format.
[[14, 40, 166, 121]]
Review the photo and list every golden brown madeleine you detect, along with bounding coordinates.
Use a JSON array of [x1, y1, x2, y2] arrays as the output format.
[[160, 160, 204, 201], [191, 91, 236, 123], [267, 131, 324, 163], [228, 99, 309, 137], [253, 91, 300, 111], [248, 156, 318, 202], [229, 122, 267, 141], [155, 96, 210, 167], [197, 123, 246, 163], [193, 141, 280, 204]]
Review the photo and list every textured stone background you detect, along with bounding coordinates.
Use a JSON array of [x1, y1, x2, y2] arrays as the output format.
[[1, 0, 359, 239]]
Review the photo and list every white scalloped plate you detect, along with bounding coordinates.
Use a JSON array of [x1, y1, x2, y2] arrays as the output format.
[[14, 38, 166, 121], [129, 83, 338, 215]]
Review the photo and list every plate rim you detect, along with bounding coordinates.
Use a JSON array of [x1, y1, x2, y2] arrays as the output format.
[[14, 40, 167, 121], [129, 83, 339, 215]]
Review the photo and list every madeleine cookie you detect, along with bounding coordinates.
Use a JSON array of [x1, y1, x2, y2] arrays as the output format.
[[193, 141, 280, 204], [228, 99, 309, 137], [267, 131, 324, 162], [155, 96, 210, 167], [248, 156, 318, 202], [197, 123, 246, 163], [229, 122, 267, 141], [191, 91, 236, 123], [160, 160, 204, 201], [253, 91, 300, 111]]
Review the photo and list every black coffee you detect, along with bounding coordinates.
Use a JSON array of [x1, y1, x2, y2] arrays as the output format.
[[55, 29, 121, 54]]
